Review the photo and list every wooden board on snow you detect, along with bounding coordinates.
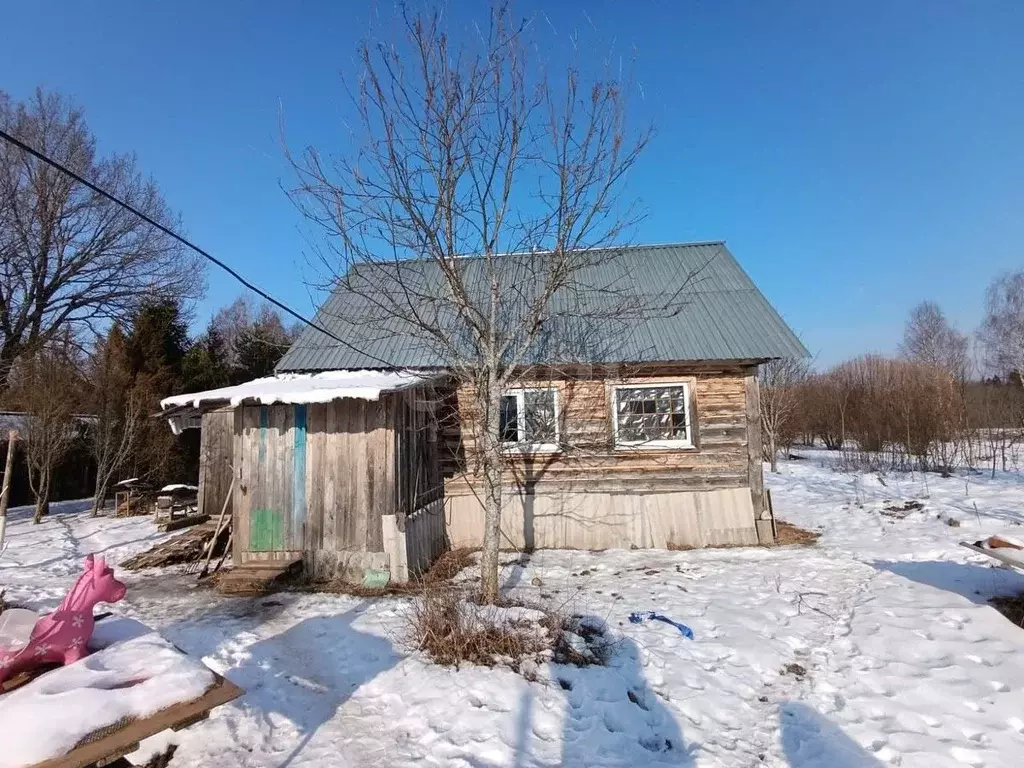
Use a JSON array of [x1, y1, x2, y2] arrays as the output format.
[[960, 541, 1024, 572]]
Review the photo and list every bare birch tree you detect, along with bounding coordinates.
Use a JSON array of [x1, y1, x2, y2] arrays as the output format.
[[286, 5, 667, 602], [980, 272, 1024, 381], [900, 300, 969, 380], [759, 358, 808, 473], [0, 88, 203, 389]]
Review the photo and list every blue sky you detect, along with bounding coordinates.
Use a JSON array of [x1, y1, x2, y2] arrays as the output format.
[[2, 1, 1022, 366]]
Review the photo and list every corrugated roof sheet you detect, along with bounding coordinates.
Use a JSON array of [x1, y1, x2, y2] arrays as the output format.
[[277, 242, 807, 371]]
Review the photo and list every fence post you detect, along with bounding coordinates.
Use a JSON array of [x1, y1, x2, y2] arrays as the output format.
[[0, 429, 18, 551], [382, 513, 409, 582]]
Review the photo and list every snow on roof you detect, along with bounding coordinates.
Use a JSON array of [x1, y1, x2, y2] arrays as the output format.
[[160, 484, 198, 493], [160, 370, 438, 411]]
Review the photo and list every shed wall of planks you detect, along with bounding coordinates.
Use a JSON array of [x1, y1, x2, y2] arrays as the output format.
[[197, 407, 234, 521], [230, 385, 444, 575]]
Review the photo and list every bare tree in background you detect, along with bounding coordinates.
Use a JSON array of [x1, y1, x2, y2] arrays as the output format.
[[759, 358, 808, 473], [8, 345, 83, 523], [900, 300, 969, 379], [980, 272, 1024, 381], [87, 325, 144, 517], [0, 88, 203, 388], [287, 5, 665, 602]]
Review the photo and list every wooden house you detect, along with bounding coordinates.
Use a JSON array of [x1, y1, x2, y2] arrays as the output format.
[[163, 242, 806, 582]]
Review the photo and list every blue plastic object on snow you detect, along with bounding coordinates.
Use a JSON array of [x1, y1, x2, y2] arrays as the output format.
[[629, 611, 694, 639]]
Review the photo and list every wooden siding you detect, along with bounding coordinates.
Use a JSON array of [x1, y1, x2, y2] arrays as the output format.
[[231, 385, 445, 573], [442, 365, 754, 495], [302, 398, 393, 555], [197, 407, 234, 520], [445, 487, 758, 550]]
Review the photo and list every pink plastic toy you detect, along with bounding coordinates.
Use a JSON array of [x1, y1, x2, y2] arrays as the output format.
[[0, 554, 126, 685]]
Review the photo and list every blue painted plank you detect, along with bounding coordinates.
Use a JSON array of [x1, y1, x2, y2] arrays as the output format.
[[292, 404, 308, 549]]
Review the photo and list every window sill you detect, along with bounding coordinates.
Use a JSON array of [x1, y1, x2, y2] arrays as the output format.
[[501, 444, 562, 455]]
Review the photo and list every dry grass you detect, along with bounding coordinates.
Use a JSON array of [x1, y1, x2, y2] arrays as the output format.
[[420, 547, 477, 584], [409, 587, 548, 670], [407, 585, 613, 673], [773, 521, 820, 546], [991, 592, 1024, 628]]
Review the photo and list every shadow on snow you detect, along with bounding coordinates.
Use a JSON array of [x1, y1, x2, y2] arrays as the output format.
[[164, 598, 399, 767], [873, 558, 1024, 603], [780, 702, 883, 767]]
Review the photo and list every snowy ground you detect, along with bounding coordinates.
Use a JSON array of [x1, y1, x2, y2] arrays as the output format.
[[3, 454, 1024, 767]]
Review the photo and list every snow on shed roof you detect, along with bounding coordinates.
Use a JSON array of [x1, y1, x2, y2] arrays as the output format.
[[160, 370, 438, 411]]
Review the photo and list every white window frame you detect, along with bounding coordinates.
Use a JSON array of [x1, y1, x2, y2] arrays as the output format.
[[611, 381, 694, 450], [500, 387, 561, 453]]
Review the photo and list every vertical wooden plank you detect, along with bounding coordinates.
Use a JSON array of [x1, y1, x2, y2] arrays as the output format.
[[322, 402, 337, 553], [292, 404, 308, 551], [197, 412, 210, 518], [335, 400, 352, 550], [305, 403, 323, 553], [231, 407, 246, 566], [279, 405, 294, 550], [744, 372, 765, 519], [365, 398, 385, 552], [353, 401, 369, 551]]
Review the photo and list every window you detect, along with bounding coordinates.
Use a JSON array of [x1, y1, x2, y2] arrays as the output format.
[[613, 383, 693, 448], [500, 388, 559, 450]]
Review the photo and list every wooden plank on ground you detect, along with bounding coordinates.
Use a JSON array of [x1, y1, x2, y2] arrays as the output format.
[[29, 674, 243, 768], [960, 541, 1024, 572]]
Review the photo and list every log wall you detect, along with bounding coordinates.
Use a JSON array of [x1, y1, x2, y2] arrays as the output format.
[[443, 365, 755, 494], [440, 364, 765, 548]]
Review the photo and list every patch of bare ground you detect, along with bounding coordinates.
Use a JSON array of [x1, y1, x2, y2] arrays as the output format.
[[773, 521, 820, 546], [293, 547, 479, 597], [667, 521, 819, 550], [990, 592, 1024, 629]]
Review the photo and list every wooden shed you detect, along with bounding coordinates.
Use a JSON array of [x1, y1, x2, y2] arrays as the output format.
[[161, 371, 448, 582]]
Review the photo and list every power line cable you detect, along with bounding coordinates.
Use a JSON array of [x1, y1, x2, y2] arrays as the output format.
[[0, 127, 388, 365]]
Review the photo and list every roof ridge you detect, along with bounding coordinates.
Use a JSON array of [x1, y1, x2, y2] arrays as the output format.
[[349, 241, 727, 267]]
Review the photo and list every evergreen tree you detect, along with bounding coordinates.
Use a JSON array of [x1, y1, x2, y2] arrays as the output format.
[[182, 329, 232, 392], [124, 299, 194, 485]]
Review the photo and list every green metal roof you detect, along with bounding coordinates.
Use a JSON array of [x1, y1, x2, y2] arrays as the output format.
[[276, 242, 807, 371]]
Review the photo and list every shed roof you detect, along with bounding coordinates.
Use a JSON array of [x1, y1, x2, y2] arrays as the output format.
[[160, 370, 438, 412], [277, 242, 807, 371]]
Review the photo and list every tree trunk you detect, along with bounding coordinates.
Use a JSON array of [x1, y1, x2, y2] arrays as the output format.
[[479, 371, 504, 604], [33, 467, 50, 524], [92, 475, 110, 518], [0, 430, 17, 548], [769, 433, 778, 473]]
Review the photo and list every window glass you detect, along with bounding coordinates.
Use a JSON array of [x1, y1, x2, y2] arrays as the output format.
[[615, 385, 690, 444], [500, 395, 520, 442], [523, 389, 557, 444], [500, 388, 558, 446]]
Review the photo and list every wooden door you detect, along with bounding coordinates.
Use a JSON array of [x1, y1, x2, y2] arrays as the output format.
[[237, 404, 308, 558]]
